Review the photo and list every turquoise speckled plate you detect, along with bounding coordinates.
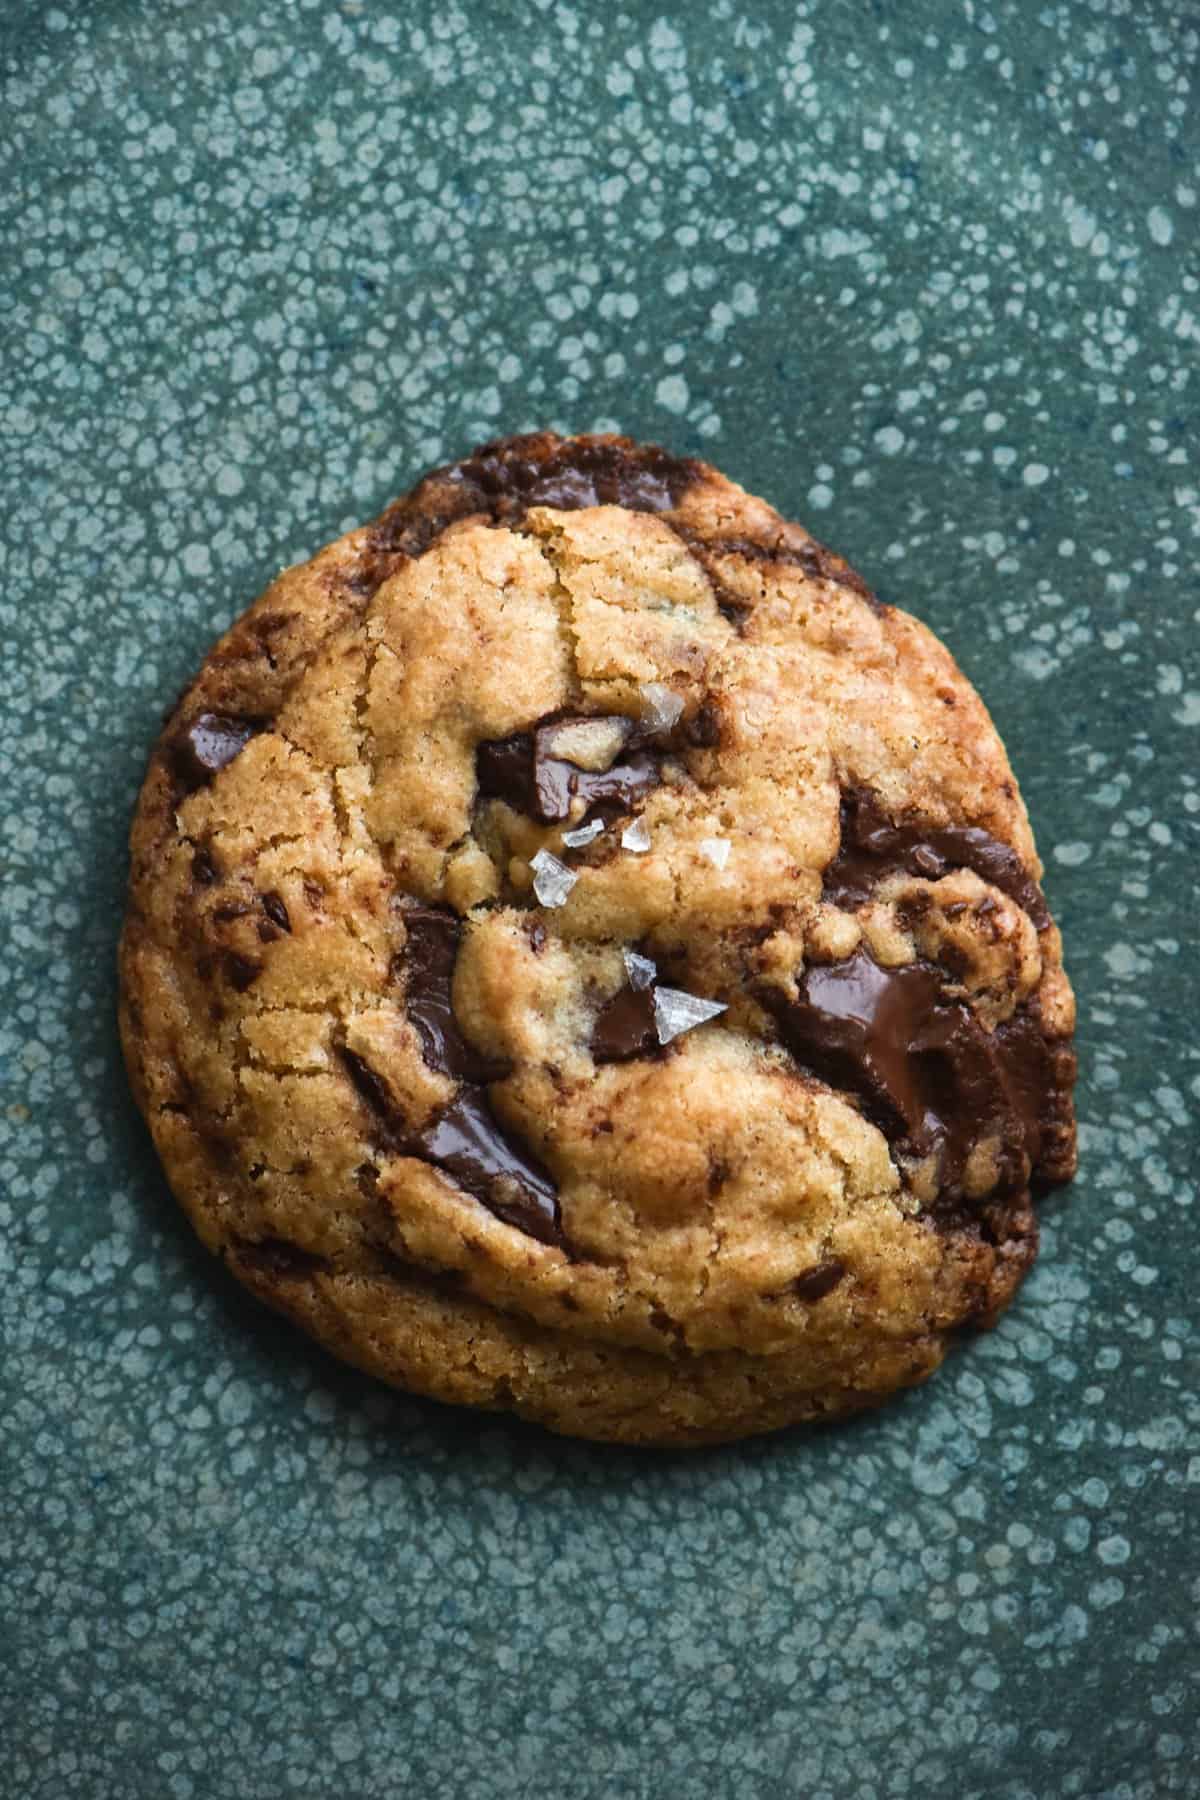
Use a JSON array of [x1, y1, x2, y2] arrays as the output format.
[[3, 1, 1196, 1795]]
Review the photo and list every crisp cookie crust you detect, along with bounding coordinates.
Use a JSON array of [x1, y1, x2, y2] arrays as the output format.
[[119, 432, 1077, 1447]]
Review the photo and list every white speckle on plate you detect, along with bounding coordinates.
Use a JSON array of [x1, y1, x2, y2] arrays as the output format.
[[655, 374, 689, 414], [1148, 205, 1174, 246]]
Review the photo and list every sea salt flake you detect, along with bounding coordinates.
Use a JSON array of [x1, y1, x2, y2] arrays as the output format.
[[562, 819, 605, 848], [623, 949, 658, 990], [653, 986, 727, 1045], [698, 836, 730, 869], [621, 817, 652, 853], [530, 849, 577, 908], [638, 681, 684, 734]]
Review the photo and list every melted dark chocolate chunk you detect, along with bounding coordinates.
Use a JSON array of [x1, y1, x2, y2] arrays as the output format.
[[591, 985, 659, 1062], [361, 433, 703, 587], [338, 1018, 563, 1249], [400, 906, 505, 1082], [476, 717, 660, 825], [458, 434, 699, 515], [474, 734, 541, 814], [760, 947, 1066, 1200], [544, 746, 658, 824], [992, 1008, 1078, 1189], [192, 846, 219, 885], [170, 713, 261, 791], [374, 433, 701, 561], [420, 1087, 560, 1245], [792, 1259, 848, 1302], [261, 892, 291, 932], [823, 788, 1050, 930]]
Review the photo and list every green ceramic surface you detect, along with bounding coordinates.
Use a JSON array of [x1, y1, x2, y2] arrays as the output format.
[[3, 1, 1197, 1794]]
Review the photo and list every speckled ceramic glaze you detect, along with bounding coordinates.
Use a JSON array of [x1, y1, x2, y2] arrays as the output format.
[[3, 2, 1197, 1796]]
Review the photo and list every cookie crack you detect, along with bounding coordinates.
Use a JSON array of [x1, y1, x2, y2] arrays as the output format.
[[525, 519, 585, 707], [695, 1221, 725, 1304], [235, 1057, 335, 1084], [352, 636, 383, 812]]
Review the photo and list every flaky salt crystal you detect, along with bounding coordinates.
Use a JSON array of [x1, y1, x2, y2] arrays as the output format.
[[638, 681, 684, 734], [621, 817, 652, 853], [530, 849, 578, 908], [623, 948, 658, 990], [562, 819, 605, 848], [698, 836, 730, 870], [653, 986, 727, 1046]]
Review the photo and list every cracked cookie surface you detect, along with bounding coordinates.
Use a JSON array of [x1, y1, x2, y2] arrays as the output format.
[[119, 431, 1077, 1446]]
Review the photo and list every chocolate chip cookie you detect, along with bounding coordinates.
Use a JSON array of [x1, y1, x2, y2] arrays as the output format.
[[119, 431, 1077, 1446]]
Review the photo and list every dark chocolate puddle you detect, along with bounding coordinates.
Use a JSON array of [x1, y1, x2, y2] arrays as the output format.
[[823, 787, 1049, 930], [476, 715, 661, 826], [758, 946, 1068, 1202], [340, 906, 562, 1247]]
